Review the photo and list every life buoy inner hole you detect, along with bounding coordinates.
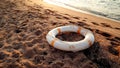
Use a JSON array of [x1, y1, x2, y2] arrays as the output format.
[[56, 32, 84, 42]]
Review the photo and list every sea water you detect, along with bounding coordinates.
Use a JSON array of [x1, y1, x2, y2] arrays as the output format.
[[44, 0, 120, 21]]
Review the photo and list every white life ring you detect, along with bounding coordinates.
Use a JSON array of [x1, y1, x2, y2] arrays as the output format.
[[46, 25, 95, 52]]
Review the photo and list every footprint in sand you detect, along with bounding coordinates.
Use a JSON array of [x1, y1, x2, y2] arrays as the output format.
[[107, 37, 120, 43], [14, 29, 22, 33], [64, 14, 71, 16], [68, 20, 89, 27], [91, 22, 99, 26], [72, 16, 80, 19], [82, 19, 86, 22], [100, 32, 111, 37], [12, 51, 20, 58], [25, 41, 34, 47], [62, 16, 70, 20], [69, 21, 76, 24], [114, 27, 120, 30], [110, 41, 119, 47], [24, 47, 36, 58], [114, 37, 120, 41], [44, 9, 56, 15], [94, 29, 120, 47], [95, 29, 111, 37], [56, 16, 63, 19], [77, 21, 88, 26], [0, 52, 7, 60], [33, 55, 45, 64], [108, 46, 119, 56], [0, 41, 4, 48], [83, 27, 93, 31], [101, 23, 112, 28], [31, 38, 42, 45], [34, 30, 42, 36], [55, 15, 70, 20]]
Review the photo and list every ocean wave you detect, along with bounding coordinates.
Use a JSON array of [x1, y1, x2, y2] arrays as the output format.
[[44, 0, 120, 21]]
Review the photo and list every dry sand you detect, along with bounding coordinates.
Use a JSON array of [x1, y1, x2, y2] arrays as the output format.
[[0, 0, 120, 68]]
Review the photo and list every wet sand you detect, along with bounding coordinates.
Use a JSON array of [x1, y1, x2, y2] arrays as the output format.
[[0, 0, 120, 68]]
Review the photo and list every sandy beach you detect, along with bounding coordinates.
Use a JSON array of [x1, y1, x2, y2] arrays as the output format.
[[0, 0, 120, 68]]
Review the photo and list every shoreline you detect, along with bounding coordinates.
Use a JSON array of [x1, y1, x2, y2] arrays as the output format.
[[43, 0, 120, 23], [44, 0, 120, 23]]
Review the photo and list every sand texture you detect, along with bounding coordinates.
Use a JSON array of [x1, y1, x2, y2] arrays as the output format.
[[0, 0, 120, 68]]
